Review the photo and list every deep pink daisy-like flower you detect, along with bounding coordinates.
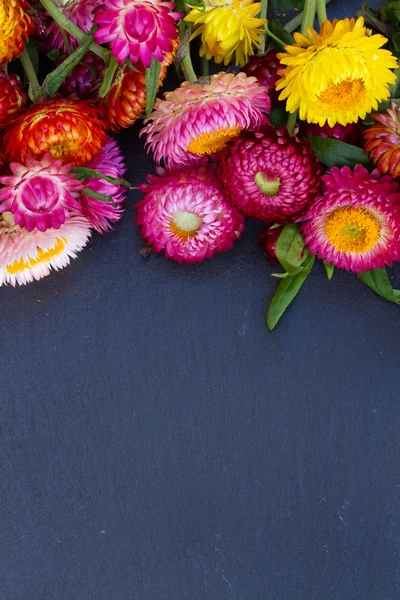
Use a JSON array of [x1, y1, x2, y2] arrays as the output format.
[[0, 153, 84, 232], [94, 0, 181, 67], [301, 165, 400, 272], [0, 211, 91, 286], [136, 167, 245, 263], [218, 127, 321, 222], [142, 72, 271, 169], [80, 138, 127, 233], [47, 0, 102, 52]]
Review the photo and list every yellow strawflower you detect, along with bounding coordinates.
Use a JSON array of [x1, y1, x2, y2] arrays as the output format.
[[276, 17, 398, 127], [185, 0, 266, 66]]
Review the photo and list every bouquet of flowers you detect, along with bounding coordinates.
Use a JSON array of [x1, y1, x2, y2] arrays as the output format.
[[2, 0, 400, 330]]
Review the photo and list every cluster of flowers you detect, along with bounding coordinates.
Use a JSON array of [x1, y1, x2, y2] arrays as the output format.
[[2, 0, 400, 328]]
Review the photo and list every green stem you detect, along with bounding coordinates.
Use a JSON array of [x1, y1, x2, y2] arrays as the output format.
[[200, 55, 209, 77], [181, 53, 197, 82], [301, 0, 317, 35], [20, 50, 41, 100], [260, 0, 268, 53], [316, 0, 327, 25], [286, 110, 298, 135], [39, 0, 110, 64], [264, 26, 286, 48], [284, 0, 331, 33]]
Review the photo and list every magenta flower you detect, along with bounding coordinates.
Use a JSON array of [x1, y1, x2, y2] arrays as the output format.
[[136, 167, 245, 263], [47, 0, 102, 52], [0, 154, 84, 232], [80, 138, 127, 233], [94, 0, 181, 67], [60, 53, 105, 100], [301, 165, 400, 272]]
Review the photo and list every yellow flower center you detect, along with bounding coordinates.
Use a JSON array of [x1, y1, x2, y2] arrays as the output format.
[[6, 237, 67, 274], [325, 206, 381, 253], [187, 125, 242, 155], [170, 211, 202, 238], [318, 78, 365, 106]]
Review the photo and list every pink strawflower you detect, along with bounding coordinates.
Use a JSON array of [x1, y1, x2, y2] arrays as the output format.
[[142, 72, 271, 169], [0, 153, 84, 232], [301, 165, 400, 273], [94, 0, 181, 67], [0, 211, 91, 286], [60, 53, 105, 100], [299, 121, 364, 147], [80, 138, 127, 233], [136, 167, 245, 263], [47, 0, 102, 52], [218, 127, 321, 222]]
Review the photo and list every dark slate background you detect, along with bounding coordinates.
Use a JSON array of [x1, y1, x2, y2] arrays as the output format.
[[2, 2, 400, 598]]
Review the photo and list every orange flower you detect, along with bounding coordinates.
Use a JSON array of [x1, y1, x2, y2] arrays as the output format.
[[101, 39, 178, 132], [3, 97, 107, 167], [0, 0, 33, 65]]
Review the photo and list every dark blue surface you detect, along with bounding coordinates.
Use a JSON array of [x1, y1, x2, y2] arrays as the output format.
[[2, 3, 400, 598]]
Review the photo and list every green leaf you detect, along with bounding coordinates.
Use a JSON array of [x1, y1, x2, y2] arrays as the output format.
[[98, 55, 118, 99], [392, 31, 400, 56], [41, 35, 93, 98], [267, 254, 315, 330], [185, 0, 206, 10], [82, 188, 114, 203], [275, 223, 305, 275], [72, 167, 132, 188], [309, 136, 372, 168], [47, 48, 62, 61], [145, 58, 162, 116], [25, 39, 39, 75], [269, 107, 288, 128], [267, 18, 295, 46], [323, 259, 334, 280], [358, 268, 400, 304]]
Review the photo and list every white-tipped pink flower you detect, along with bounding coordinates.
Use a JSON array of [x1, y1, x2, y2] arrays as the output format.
[[136, 167, 245, 263], [0, 212, 91, 286], [0, 153, 84, 232], [142, 72, 271, 169], [94, 0, 181, 67], [80, 138, 128, 233], [47, 0, 102, 52]]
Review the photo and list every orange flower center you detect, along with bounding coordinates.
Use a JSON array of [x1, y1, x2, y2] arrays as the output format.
[[325, 206, 381, 253], [187, 125, 242, 155], [6, 237, 67, 274], [170, 211, 202, 238], [318, 78, 365, 106]]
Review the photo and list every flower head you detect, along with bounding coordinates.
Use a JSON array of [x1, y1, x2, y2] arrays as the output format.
[[241, 48, 282, 108], [0, 0, 33, 65], [46, 0, 101, 52], [94, 0, 181, 67], [3, 97, 107, 167], [301, 165, 400, 272], [142, 72, 270, 169], [218, 127, 322, 222], [185, 0, 266, 66], [80, 138, 127, 233], [136, 167, 245, 263], [364, 100, 400, 178], [0, 71, 27, 130], [0, 153, 84, 231], [0, 212, 91, 286], [60, 53, 105, 100], [299, 121, 364, 147], [276, 17, 398, 127]]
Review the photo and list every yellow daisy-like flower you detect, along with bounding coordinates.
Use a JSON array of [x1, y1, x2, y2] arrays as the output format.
[[276, 17, 398, 127], [185, 0, 266, 66], [0, 0, 33, 66]]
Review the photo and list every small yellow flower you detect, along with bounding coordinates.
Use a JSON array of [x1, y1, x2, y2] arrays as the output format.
[[276, 17, 398, 127], [0, 0, 33, 65], [185, 0, 266, 66]]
